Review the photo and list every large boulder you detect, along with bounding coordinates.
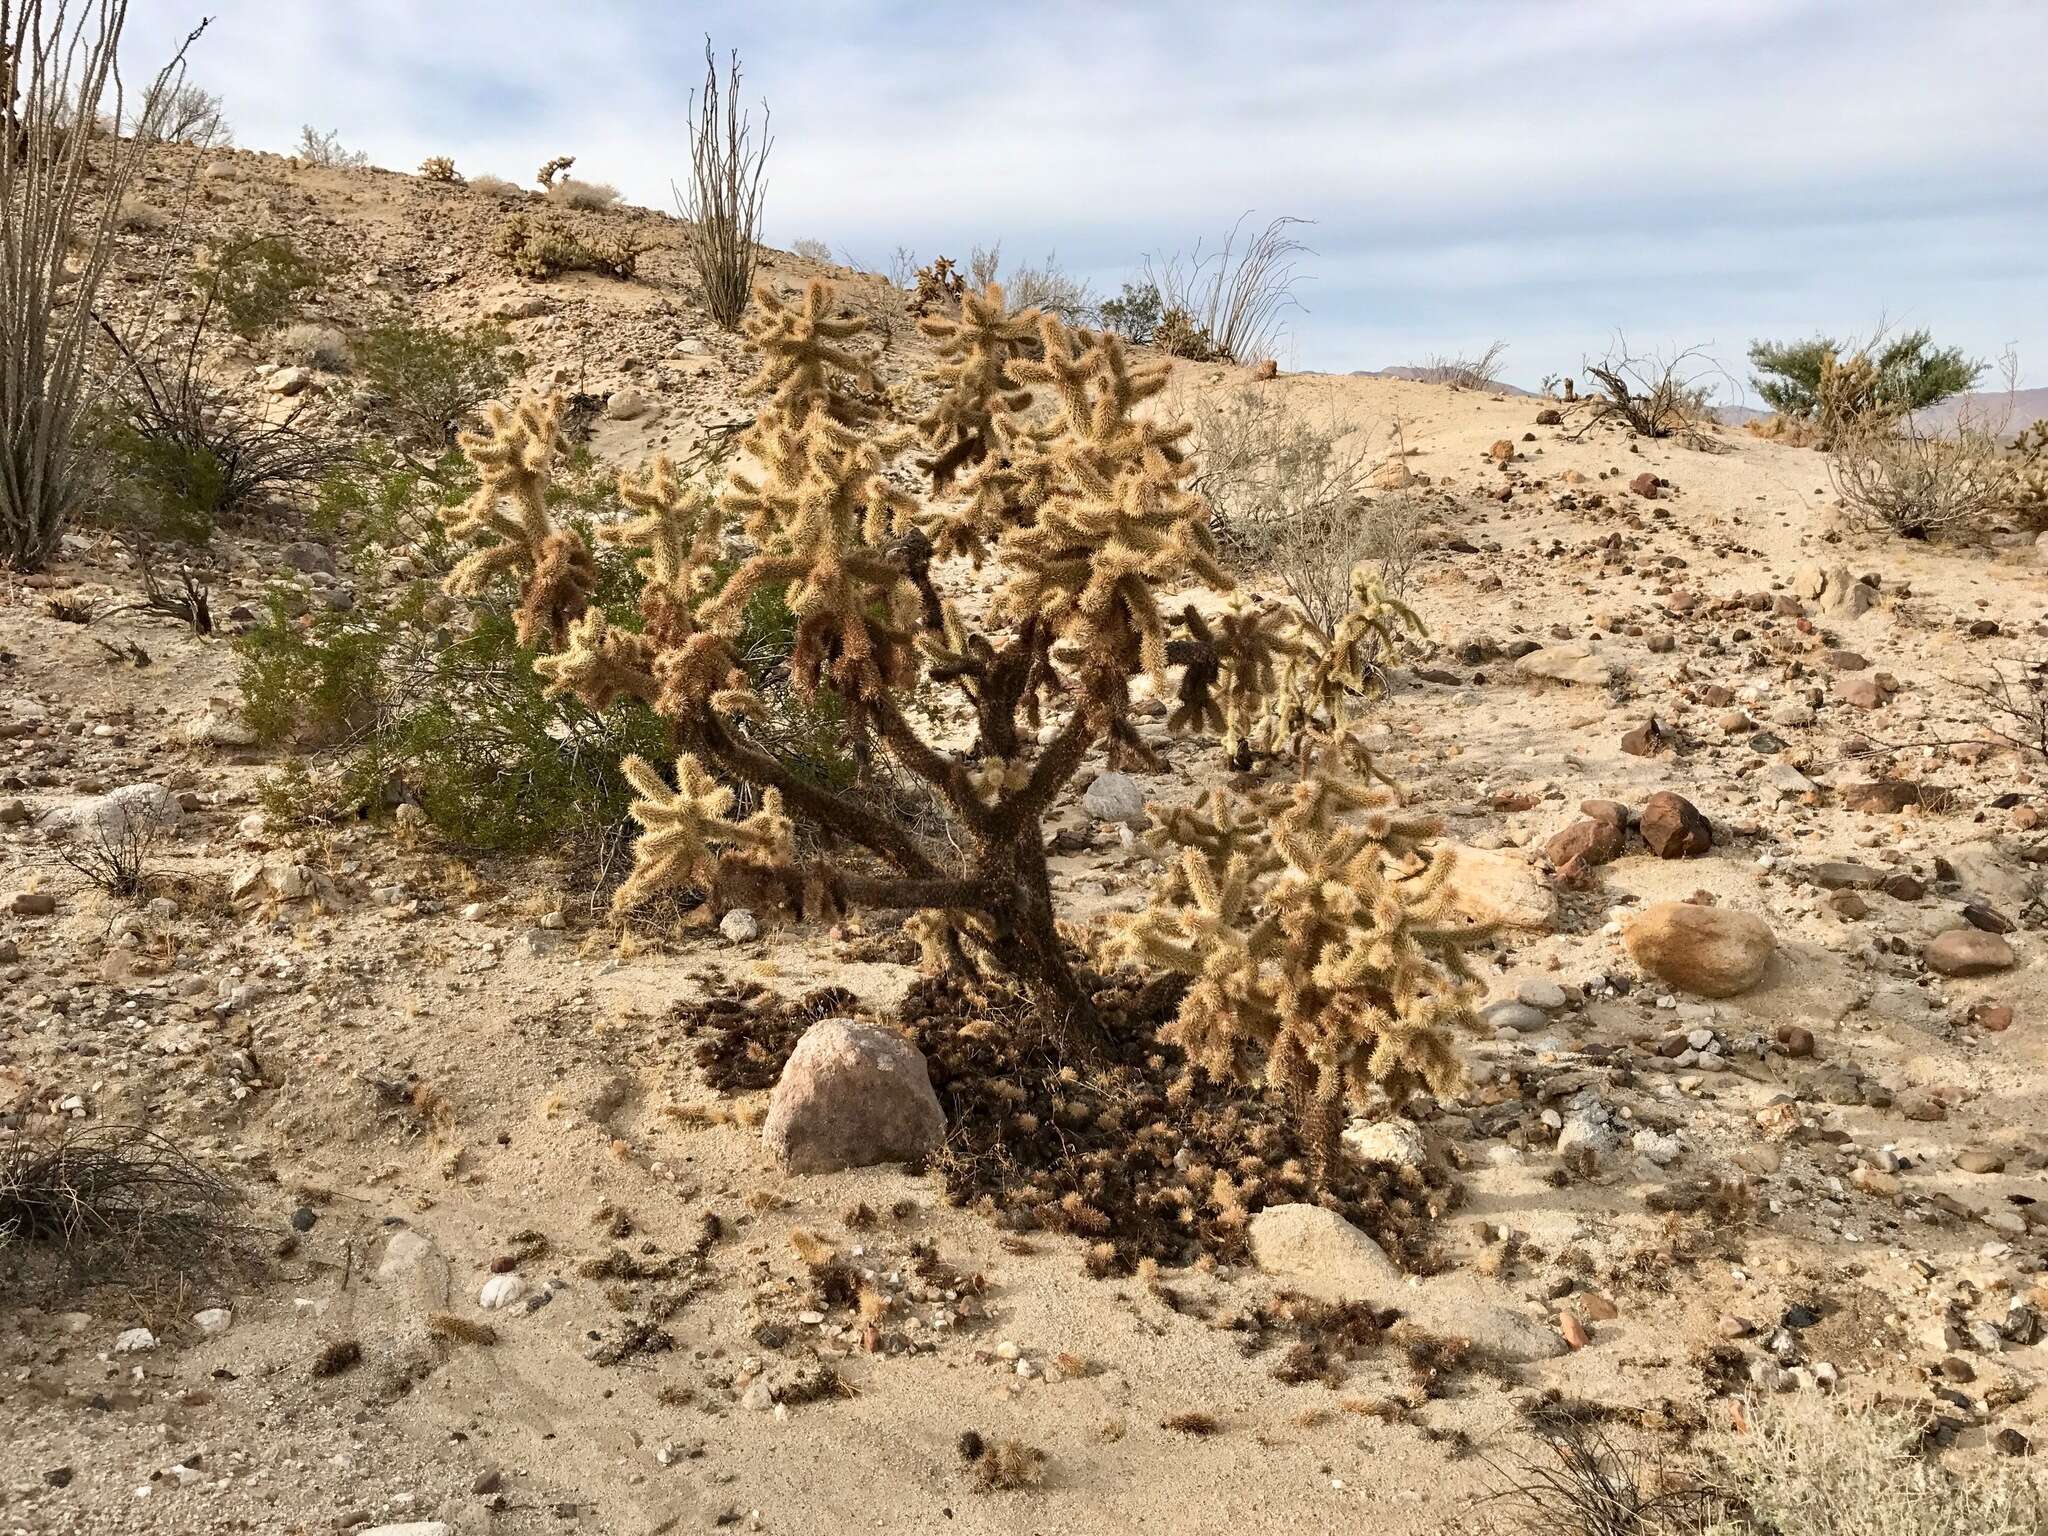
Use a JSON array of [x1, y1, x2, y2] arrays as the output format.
[[1081, 771, 1149, 827], [44, 783, 180, 843], [1516, 644, 1615, 687], [1625, 902, 1775, 997], [763, 1019, 945, 1174], [1444, 844, 1558, 931]]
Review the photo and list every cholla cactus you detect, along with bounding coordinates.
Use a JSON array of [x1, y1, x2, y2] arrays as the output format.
[[442, 280, 1239, 1034], [418, 155, 461, 183], [535, 154, 575, 190], [1113, 764, 1488, 1184]]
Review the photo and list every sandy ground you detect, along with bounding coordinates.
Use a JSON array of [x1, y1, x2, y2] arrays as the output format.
[[1, 143, 2043, 1534]]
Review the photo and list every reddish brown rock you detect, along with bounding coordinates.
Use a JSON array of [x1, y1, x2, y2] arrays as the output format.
[[1545, 817, 1625, 869], [1639, 791, 1712, 859], [1628, 472, 1661, 498], [1925, 929, 2015, 977], [763, 1019, 946, 1174]]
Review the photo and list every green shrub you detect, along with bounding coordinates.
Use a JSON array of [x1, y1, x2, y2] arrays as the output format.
[[194, 233, 321, 338], [1749, 329, 1983, 421], [1098, 281, 1163, 344], [349, 321, 516, 448], [88, 414, 229, 545], [239, 446, 851, 858]]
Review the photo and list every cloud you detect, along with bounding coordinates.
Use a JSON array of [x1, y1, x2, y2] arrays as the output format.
[[124, 0, 2048, 386]]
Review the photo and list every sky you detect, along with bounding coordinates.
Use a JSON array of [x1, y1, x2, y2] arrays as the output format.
[[122, 0, 2048, 396]]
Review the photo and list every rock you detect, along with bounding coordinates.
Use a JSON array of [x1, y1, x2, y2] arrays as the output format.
[[1517, 644, 1615, 687], [763, 1019, 945, 1174], [1248, 1205, 1565, 1362], [1810, 861, 1883, 891], [486, 292, 550, 319], [1443, 844, 1558, 931], [1619, 722, 1664, 757], [360, 1525, 451, 1536], [1628, 472, 1661, 498], [1517, 978, 1568, 1011], [1837, 674, 1883, 709], [1558, 1312, 1591, 1348], [1631, 1128, 1684, 1166], [378, 1231, 436, 1282], [1082, 771, 1148, 827], [1536, 407, 1562, 425], [1776, 1024, 1816, 1058], [1925, 930, 2015, 977], [1558, 1104, 1625, 1160], [605, 386, 649, 420], [1545, 817, 1624, 869], [1581, 799, 1630, 830], [479, 1274, 527, 1309], [1482, 1000, 1547, 1033], [719, 908, 760, 942], [1817, 570, 1878, 618], [1962, 902, 2014, 936], [175, 698, 259, 748], [10, 891, 55, 916], [280, 540, 338, 578], [1489, 439, 1515, 462], [265, 365, 310, 396], [229, 861, 342, 909], [192, 1308, 232, 1335], [47, 782, 180, 843], [113, 1327, 156, 1353], [1956, 1148, 2005, 1175], [1341, 1120, 1428, 1170], [1625, 902, 1774, 997], [1639, 792, 1712, 858], [1370, 459, 1414, 491], [1765, 763, 1819, 799]]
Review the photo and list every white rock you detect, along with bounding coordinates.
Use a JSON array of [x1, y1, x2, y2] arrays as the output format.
[[47, 782, 180, 843], [360, 1525, 451, 1536], [1517, 978, 1568, 1011], [378, 1229, 436, 1279], [1515, 644, 1615, 687], [114, 1326, 157, 1353], [479, 1274, 527, 1310], [1082, 771, 1149, 826], [719, 907, 760, 942], [1342, 1119, 1429, 1170], [605, 386, 649, 420], [192, 1308, 232, 1335]]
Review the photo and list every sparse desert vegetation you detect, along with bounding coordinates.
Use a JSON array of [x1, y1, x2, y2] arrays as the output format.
[[2, 7, 2045, 1536]]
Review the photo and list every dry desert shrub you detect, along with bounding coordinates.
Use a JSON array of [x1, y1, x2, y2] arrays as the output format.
[[545, 175, 619, 210], [1828, 410, 2009, 540], [1720, 1397, 2046, 1536], [1420, 340, 1510, 391], [1, 1125, 240, 1290], [1573, 339, 1722, 449], [468, 172, 522, 198], [280, 322, 350, 372], [792, 236, 832, 264], [151, 80, 229, 147], [116, 195, 168, 231], [296, 123, 370, 169]]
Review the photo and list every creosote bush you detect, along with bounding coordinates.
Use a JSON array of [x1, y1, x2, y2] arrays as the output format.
[[791, 237, 833, 264], [348, 320, 515, 448], [1750, 328, 1983, 425], [193, 232, 321, 338]]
